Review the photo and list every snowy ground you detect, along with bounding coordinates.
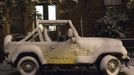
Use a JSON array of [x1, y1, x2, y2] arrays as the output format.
[[128, 58, 134, 66], [0, 63, 20, 75], [0, 58, 134, 75], [120, 58, 134, 75]]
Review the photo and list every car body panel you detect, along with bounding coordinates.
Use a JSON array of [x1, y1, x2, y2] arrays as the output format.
[[5, 37, 128, 64]]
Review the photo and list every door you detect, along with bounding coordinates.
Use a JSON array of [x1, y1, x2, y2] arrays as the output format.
[[42, 42, 76, 64]]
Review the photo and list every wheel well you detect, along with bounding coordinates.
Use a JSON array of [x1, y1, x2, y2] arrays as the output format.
[[13, 52, 41, 67], [95, 53, 122, 67]]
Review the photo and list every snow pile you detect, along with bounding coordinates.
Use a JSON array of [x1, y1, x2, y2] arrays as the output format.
[[121, 66, 134, 75]]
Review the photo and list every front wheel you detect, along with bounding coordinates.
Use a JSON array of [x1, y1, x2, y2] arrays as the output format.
[[100, 55, 121, 75], [17, 56, 40, 75]]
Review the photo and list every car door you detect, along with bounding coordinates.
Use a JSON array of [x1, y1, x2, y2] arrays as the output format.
[[42, 41, 77, 64]]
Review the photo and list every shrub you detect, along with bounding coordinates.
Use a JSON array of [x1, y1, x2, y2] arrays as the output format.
[[95, 7, 129, 38]]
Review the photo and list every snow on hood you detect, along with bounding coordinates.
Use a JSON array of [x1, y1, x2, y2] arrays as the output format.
[[76, 37, 124, 53]]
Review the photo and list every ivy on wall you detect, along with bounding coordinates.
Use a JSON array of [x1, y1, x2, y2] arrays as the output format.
[[0, 0, 39, 35], [127, 0, 134, 9], [0, 0, 12, 35], [23, 0, 37, 20]]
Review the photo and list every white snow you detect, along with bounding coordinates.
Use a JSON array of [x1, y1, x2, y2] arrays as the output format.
[[121, 66, 134, 75]]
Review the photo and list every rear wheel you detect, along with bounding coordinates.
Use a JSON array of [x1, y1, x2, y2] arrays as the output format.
[[100, 55, 121, 75], [17, 56, 39, 75]]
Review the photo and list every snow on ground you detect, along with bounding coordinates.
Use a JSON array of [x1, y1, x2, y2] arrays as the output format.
[[0, 58, 134, 75], [120, 58, 134, 75], [0, 63, 20, 75], [121, 66, 134, 75]]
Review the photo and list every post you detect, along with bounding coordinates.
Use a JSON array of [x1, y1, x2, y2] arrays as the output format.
[[80, 17, 83, 37]]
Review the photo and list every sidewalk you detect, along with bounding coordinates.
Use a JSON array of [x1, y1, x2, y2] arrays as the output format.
[[0, 63, 20, 75]]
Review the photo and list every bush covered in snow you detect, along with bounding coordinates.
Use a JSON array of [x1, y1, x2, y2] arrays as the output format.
[[95, 7, 129, 38]]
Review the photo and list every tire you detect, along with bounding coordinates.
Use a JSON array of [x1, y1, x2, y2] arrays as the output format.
[[17, 56, 39, 75], [100, 55, 121, 75]]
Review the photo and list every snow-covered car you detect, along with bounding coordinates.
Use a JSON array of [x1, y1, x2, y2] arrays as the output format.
[[4, 20, 129, 75]]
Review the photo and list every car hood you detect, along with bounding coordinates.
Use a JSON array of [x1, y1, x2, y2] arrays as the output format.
[[76, 37, 127, 55]]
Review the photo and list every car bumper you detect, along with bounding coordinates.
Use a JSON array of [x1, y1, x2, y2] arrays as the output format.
[[122, 55, 130, 64]]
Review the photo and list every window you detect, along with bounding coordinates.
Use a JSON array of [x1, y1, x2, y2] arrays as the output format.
[[36, 5, 57, 31], [48, 26, 56, 31], [48, 5, 57, 31], [48, 5, 56, 20], [36, 5, 44, 19]]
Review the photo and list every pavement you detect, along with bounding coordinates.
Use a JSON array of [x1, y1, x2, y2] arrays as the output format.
[[121, 67, 134, 75], [0, 58, 134, 75], [120, 58, 134, 75], [0, 63, 20, 75]]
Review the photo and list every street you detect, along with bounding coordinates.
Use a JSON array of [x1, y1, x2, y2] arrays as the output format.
[[0, 58, 134, 75]]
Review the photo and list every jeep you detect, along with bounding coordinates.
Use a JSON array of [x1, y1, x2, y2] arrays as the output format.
[[4, 20, 129, 75]]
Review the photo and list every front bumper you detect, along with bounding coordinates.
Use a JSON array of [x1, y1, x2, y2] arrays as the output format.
[[121, 55, 130, 67], [122, 55, 130, 61]]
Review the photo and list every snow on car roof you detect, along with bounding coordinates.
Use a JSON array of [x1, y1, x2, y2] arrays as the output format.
[[36, 20, 70, 26]]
